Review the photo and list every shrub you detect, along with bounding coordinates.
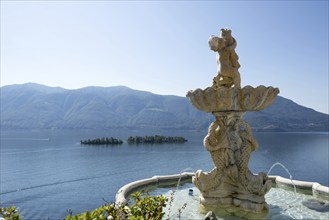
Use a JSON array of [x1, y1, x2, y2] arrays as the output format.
[[64, 192, 167, 220], [0, 206, 22, 220], [0, 193, 168, 220]]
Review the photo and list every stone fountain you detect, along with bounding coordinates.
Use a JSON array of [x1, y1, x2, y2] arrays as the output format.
[[186, 28, 280, 215]]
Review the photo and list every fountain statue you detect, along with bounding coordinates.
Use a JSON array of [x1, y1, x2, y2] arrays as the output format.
[[186, 28, 280, 215]]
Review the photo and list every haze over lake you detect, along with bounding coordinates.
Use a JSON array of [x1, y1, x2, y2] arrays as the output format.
[[1, 129, 328, 219]]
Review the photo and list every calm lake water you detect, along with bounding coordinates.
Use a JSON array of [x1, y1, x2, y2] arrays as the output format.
[[0, 129, 328, 219]]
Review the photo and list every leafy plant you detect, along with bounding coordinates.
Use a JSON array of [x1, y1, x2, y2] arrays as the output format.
[[64, 192, 167, 220], [1, 191, 183, 220], [0, 206, 22, 220], [130, 192, 167, 220]]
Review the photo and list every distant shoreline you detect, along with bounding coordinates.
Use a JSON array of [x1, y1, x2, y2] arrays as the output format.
[[1, 128, 329, 133]]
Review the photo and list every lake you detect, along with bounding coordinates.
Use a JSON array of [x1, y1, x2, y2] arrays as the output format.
[[0, 129, 328, 219]]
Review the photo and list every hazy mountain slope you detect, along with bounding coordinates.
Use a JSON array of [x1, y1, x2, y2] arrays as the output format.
[[1, 83, 328, 131], [0, 83, 208, 130], [245, 97, 329, 131]]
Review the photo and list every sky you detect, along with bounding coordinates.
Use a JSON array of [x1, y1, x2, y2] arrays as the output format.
[[1, 1, 328, 114]]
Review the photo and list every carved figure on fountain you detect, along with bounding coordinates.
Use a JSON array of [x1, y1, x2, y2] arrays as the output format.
[[209, 28, 241, 89], [193, 112, 272, 200], [187, 27, 279, 215]]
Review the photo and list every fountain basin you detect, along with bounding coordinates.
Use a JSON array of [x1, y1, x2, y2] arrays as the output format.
[[186, 86, 279, 112], [116, 172, 329, 219], [116, 172, 194, 205]]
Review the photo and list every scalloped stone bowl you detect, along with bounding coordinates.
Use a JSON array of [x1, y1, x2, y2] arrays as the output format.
[[186, 85, 280, 112]]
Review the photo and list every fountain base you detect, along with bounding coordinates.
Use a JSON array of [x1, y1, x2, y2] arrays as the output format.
[[191, 110, 273, 213], [199, 201, 268, 220], [200, 194, 268, 212], [193, 165, 272, 214]]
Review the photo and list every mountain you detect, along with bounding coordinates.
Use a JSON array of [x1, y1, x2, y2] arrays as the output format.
[[1, 83, 328, 131], [244, 97, 328, 131]]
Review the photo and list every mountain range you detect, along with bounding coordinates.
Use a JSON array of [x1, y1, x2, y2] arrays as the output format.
[[1, 83, 328, 131]]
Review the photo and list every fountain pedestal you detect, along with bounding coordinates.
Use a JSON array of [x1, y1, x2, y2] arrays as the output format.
[[186, 28, 279, 215]]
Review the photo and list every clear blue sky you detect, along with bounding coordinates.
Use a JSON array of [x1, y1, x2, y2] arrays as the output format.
[[1, 1, 328, 114]]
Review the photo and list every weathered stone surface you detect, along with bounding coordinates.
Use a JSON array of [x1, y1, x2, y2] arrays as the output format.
[[209, 28, 241, 89], [204, 211, 218, 220], [187, 28, 279, 215], [192, 111, 272, 213], [186, 86, 279, 112]]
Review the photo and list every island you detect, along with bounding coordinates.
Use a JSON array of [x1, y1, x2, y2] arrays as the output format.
[[80, 137, 123, 145], [127, 135, 187, 144]]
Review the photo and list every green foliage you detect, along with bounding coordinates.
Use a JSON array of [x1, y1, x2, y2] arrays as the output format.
[[80, 137, 123, 145], [1, 192, 185, 220], [130, 192, 167, 220], [0, 206, 23, 220], [64, 192, 167, 220], [64, 203, 129, 220], [64, 203, 130, 220], [127, 135, 187, 144]]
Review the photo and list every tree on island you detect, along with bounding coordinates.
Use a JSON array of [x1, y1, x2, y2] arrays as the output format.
[[80, 137, 123, 145], [127, 135, 187, 144]]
